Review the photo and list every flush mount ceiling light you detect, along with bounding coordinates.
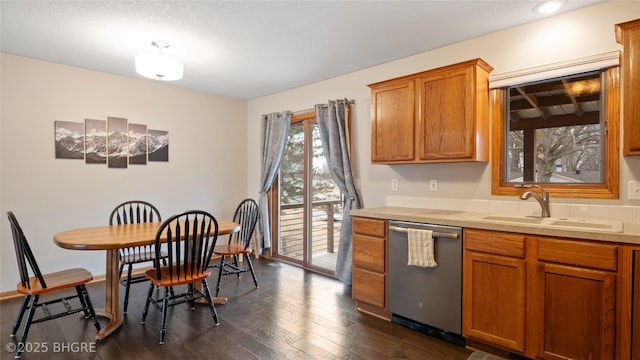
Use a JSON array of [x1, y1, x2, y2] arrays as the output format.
[[533, 0, 567, 14], [135, 40, 183, 81]]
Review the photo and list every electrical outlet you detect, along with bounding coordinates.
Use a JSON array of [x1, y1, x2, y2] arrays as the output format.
[[391, 178, 399, 192], [430, 179, 438, 192], [629, 180, 640, 200]]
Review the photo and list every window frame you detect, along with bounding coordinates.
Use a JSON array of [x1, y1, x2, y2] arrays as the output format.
[[491, 66, 619, 199]]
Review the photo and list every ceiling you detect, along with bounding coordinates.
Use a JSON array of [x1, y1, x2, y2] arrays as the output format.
[[0, 0, 604, 100]]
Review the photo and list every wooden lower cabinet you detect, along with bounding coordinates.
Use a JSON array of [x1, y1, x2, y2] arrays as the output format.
[[632, 248, 640, 359], [351, 216, 390, 319], [463, 229, 526, 352], [352, 267, 385, 308], [535, 263, 616, 360], [463, 229, 621, 359], [463, 251, 526, 351]]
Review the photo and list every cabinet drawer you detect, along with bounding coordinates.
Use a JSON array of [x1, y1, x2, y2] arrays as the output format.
[[464, 229, 526, 258], [353, 234, 385, 273], [537, 238, 618, 271], [353, 217, 386, 237], [352, 267, 385, 308]]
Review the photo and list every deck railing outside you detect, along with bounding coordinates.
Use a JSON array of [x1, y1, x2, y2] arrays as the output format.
[[279, 199, 342, 262]]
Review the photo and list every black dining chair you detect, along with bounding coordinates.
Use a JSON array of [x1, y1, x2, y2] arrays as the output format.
[[210, 198, 259, 297], [141, 210, 220, 344], [109, 200, 167, 314], [7, 211, 101, 358]]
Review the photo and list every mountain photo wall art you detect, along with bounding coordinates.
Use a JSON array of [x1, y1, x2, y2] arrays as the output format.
[[53, 117, 169, 168], [54, 121, 84, 159], [108, 116, 128, 168], [128, 123, 148, 165], [85, 119, 107, 164]]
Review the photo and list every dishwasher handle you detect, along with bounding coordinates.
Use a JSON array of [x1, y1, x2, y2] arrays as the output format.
[[389, 225, 459, 239]]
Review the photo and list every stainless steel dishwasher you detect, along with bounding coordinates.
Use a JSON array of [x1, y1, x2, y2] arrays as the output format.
[[388, 220, 464, 345]]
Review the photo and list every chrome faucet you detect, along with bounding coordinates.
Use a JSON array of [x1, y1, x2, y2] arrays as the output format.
[[516, 184, 551, 218]]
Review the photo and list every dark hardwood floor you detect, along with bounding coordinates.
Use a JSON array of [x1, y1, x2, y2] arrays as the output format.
[[1, 258, 472, 359]]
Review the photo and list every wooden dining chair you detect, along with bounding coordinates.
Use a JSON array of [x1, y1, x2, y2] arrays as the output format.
[[141, 210, 220, 344], [7, 211, 101, 358], [210, 198, 259, 297], [109, 200, 167, 314]]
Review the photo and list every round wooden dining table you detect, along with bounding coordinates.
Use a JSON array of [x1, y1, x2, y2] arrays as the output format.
[[53, 219, 240, 340]]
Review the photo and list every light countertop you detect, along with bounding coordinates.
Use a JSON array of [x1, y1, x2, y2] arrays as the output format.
[[350, 206, 640, 245]]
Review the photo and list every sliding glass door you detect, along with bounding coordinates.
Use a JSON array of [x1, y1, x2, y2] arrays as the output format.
[[275, 112, 342, 274]]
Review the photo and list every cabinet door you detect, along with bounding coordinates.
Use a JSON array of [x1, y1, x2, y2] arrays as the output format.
[[370, 79, 415, 162], [535, 263, 615, 360], [417, 65, 474, 161], [463, 251, 526, 352], [631, 250, 640, 359], [352, 233, 385, 273], [352, 267, 385, 308], [616, 19, 640, 155], [633, 251, 640, 359], [353, 217, 386, 238]]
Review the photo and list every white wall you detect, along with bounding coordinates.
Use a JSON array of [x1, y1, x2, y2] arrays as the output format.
[[0, 54, 247, 292], [247, 2, 640, 218], [3, 2, 639, 294]]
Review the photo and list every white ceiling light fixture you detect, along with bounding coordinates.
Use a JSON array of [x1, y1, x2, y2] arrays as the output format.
[[533, 0, 567, 14], [135, 40, 183, 81]]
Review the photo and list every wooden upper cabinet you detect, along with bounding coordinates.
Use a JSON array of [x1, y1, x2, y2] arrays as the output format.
[[368, 58, 493, 164], [417, 59, 492, 161], [370, 78, 415, 162], [616, 19, 640, 156]]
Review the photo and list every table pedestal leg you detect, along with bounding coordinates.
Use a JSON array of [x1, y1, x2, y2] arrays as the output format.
[[94, 249, 123, 340]]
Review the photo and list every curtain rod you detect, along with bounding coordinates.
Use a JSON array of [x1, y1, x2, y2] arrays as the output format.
[[293, 108, 314, 114], [293, 100, 355, 114]]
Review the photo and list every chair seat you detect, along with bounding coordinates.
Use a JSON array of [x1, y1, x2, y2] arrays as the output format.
[[145, 267, 211, 287], [213, 243, 251, 256], [16, 268, 93, 295], [121, 250, 168, 265]]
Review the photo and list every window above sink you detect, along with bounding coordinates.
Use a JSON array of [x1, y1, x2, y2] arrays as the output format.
[[490, 54, 620, 199]]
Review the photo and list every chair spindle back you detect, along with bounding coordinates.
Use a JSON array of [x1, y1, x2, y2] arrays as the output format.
[[109, 200, 161, 258], [230, 198, 259, 250], [154, 210, 219, 283], [109, 200, 161, 225], [7, 211, 46, 289]]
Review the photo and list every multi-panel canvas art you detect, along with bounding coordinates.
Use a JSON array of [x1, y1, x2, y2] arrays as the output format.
[[85, 119, 107, 164], [129, 123, 148, 165], [107, 116, 128, 169], [148, 130, 169, 162], [54, 117, 169, 167], [54, 121, 84, 159]]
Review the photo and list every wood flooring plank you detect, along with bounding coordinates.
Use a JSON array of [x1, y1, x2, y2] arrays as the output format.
[[1, 258, 472, 360]]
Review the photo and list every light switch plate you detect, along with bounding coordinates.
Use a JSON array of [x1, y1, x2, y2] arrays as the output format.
[[629, 180, 640, 200], [430, 179, 438, 192]]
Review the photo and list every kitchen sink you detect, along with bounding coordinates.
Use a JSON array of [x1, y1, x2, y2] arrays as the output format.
[[474, 214, 624, 233], [416, 209, 463, 216], [546, 219, 623, 232], [478, 215, 545, 224]]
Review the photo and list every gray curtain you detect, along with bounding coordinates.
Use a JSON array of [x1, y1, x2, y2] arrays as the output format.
[[315, 99, 362, 285], [258, 111, 291, 252]]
